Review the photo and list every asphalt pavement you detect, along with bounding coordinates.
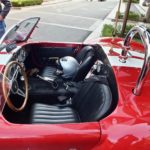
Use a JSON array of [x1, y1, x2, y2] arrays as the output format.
[[5, 0, 118, 42]]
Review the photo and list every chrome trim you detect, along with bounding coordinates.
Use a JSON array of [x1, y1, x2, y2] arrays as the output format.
[[120, 25, 150, 95]]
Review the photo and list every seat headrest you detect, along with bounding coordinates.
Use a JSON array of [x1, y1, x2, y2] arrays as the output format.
[[76, 46, 94, 63]]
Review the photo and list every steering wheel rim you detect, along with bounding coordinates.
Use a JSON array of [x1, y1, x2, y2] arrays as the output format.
[[2, 61, 28, 112]]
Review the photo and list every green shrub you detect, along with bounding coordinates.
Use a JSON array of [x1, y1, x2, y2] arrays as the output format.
[[101, 24, 114, 37], [128, 11, 140, 21], [102, 24, 137, 37], [11, 0, 43, 7], [119, 11, 140, 21], [101, 24, 150, 44], [123, 0, 139, 3]]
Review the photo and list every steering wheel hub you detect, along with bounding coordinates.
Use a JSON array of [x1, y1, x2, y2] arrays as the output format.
[[11, 80, 18, 94]]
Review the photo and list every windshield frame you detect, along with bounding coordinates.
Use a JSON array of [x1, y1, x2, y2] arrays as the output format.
[[0, 17, 40, 45]]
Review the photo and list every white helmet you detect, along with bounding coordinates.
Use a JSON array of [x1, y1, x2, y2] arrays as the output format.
[[59, 56, 79, 79]]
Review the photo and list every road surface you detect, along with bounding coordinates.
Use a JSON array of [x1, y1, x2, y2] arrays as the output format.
[[6, 0, 118, 42]]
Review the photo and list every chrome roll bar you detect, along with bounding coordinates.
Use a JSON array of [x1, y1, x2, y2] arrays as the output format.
[[121, 25, 150, 96]]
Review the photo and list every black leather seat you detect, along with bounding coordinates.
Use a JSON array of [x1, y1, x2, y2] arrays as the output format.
[[30, 76, 112, 124], [31, 104, 79, 124], [39, 46, 95, 82]]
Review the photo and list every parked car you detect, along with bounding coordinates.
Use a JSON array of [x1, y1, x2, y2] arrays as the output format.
[[0, 17, 149, 150]]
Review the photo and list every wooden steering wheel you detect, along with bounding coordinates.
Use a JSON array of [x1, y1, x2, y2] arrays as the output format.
[[2, 61, 28, 112]]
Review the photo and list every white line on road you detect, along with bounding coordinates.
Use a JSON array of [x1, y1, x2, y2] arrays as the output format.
[[25, 10, 99, 21], [39, 21, 92, 31], [6, 17, 93, 31]]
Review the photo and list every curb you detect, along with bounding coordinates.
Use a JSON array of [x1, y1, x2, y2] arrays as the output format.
[[12, 0, 70, 10], [42, 0, 70, 5], [83, 3, 118, 43]]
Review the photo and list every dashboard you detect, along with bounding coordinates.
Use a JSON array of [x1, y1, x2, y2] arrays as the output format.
[[12, 47, 29, 63]]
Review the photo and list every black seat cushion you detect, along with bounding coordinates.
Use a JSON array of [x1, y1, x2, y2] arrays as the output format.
[[30, 75, 112, 124], [72, 81, 112, 122], [31, 103, 79, 124]]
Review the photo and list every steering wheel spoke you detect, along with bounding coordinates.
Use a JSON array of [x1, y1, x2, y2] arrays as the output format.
[[11, 66, 20, 81], [17, 88, 25, 97]]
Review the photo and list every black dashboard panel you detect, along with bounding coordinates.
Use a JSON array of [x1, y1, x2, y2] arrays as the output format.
[[12, 47, 29, 63], [35, 47, 75, 58]]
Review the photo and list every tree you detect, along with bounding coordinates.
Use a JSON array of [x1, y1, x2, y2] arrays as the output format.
[[120, 0, 132, 37]]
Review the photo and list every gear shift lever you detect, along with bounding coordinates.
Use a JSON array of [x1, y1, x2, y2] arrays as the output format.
[[37, 75, 58, 89]]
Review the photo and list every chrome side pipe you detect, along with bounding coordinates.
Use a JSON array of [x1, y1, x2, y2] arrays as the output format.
[[120, 25, 150, 96]]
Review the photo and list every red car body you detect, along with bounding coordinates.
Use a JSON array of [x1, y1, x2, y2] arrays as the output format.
[[0, 17, 149, 150]]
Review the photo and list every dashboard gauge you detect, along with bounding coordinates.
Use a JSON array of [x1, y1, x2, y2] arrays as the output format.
[[18, 49, 26, 62]]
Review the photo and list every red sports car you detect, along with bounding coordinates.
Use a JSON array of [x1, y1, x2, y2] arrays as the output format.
[[0, 17, 149, 150]]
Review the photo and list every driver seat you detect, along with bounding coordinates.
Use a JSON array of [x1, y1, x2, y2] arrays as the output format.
[[30, 76, 112, 124]]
